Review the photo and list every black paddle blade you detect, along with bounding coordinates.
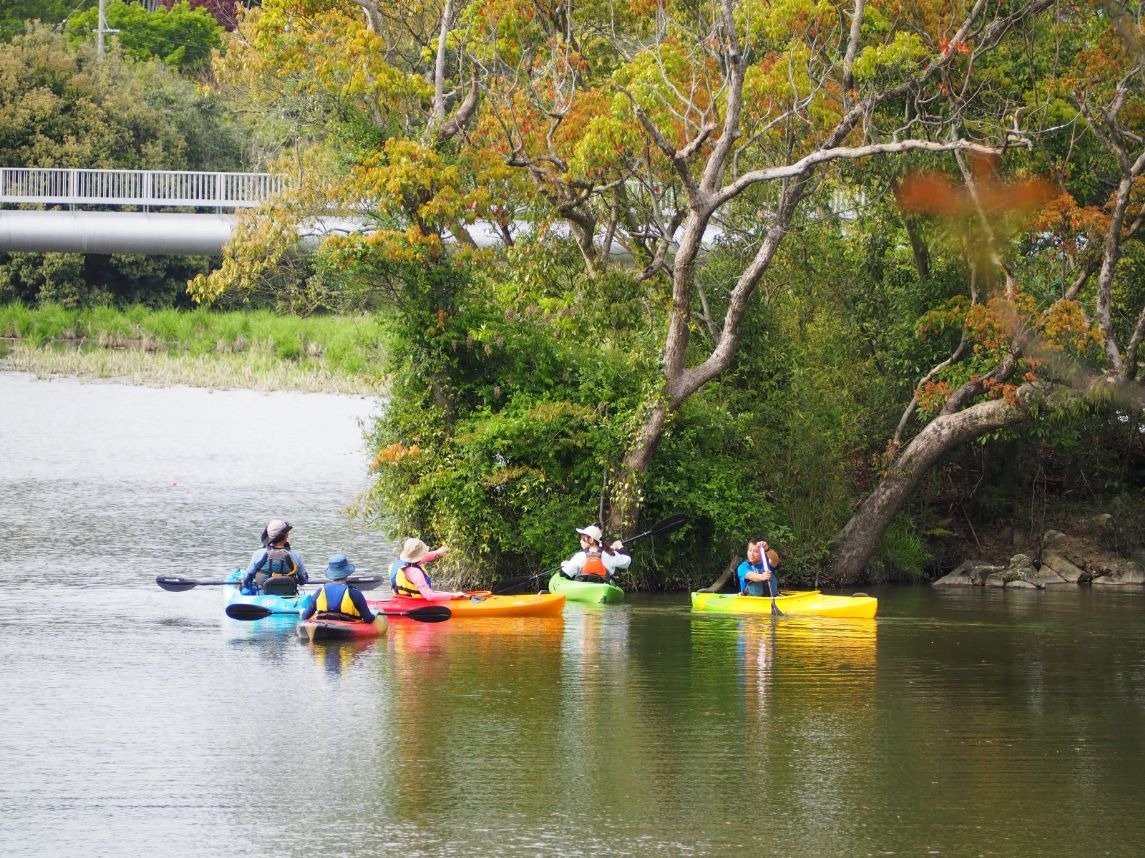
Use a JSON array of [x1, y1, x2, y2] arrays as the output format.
[[225, 603, 275, 621], [401, 606, 452, 623], [770, 597, 783, 618], [346, 575, 385, 591], [155, 576, 201, 592], [309, 575, 385, 591]]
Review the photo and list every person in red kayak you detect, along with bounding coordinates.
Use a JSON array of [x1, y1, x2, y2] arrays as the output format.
[[390, 538, 462, 601], [559, 524, 630, 583], [301, 554, 378, 623]]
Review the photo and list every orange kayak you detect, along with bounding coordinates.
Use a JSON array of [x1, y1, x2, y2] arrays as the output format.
[[373, 592, 565, 618]]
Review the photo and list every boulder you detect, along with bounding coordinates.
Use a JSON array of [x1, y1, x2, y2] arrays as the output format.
[[1091, 561, 1145, 585], [933, 560, 1000, 587], [1002, 553, 1040, 587], [1040, 550, 1087, 584], [1030, 566, 1069, 586]]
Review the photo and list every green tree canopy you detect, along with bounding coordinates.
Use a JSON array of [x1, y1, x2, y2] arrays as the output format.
[[66, 0, 223, 73]]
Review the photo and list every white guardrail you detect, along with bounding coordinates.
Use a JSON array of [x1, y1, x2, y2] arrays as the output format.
[[0, 168, 285, 209]]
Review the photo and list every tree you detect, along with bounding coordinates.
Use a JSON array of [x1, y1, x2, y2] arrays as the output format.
[[0, 26, 250, 306], [66, 0, 224, 73], [0, 1, 91, 42], [830, 1, 1145, 582]]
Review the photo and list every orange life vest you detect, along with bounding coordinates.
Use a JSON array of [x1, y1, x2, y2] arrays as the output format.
[[581, 551, 607, 578]]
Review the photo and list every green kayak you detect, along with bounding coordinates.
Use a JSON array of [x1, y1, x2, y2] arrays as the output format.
[[547, 572, 625, 605]]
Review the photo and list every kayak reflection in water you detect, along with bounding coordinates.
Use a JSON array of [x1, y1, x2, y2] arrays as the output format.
[[736, 537, 779, 597], [560, 524, 630, 583], [301, 554, 377, 623], [240, 518, 309, 595]]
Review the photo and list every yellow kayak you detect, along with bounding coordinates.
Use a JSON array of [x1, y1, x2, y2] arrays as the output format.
[[690, 589, 878, 619]]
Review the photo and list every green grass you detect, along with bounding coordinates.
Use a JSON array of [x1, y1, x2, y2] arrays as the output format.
[[0, 302, 388, 393]]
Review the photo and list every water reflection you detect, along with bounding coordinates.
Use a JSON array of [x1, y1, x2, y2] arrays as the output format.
[[302, 638, 381, 676], [6, 373, 1145, 857]]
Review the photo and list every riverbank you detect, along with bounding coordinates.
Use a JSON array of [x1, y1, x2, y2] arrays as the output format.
[[0, 303, 387, 394]]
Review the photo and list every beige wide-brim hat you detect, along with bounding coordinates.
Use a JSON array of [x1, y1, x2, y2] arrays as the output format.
[[399, 537, 430, 563], [576, 524, 603, 543]]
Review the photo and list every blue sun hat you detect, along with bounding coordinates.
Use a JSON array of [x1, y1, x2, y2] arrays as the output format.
[[326, 554, 356, 580]]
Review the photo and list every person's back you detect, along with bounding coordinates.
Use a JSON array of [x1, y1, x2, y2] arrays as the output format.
[[302, 554, 377, 624], [240, 518, 308, 594]]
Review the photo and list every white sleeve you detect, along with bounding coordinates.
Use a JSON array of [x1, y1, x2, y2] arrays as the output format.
[[561, 551, 586, 575], [605, 551, 632, 572]]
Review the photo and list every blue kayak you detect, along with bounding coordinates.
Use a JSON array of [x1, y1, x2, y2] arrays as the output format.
[[223, 568, 309, 617]]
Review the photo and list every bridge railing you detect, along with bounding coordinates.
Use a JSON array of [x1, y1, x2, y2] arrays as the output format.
[[0, 168, 286, 209]]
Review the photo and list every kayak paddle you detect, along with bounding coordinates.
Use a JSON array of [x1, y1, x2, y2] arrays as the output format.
[[224, 602, 452, 623], [155, 574, 387, 592]]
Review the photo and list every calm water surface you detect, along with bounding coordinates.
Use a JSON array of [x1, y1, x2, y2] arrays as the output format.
[[1, 372, 1144, 857]]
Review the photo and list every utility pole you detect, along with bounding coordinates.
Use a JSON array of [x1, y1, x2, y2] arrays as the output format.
[[95, 0, 119, 59]]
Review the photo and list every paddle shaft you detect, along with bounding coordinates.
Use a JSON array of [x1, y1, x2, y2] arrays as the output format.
[[156, 575, 385, 592]]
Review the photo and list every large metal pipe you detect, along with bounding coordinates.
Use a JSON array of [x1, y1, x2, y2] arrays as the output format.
[[0, 209, 639, 257], [0, 210, 236, 255]]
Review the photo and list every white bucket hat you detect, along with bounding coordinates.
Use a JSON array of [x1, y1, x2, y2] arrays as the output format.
[[576, 524, 603, 543], [399, 537, 430, 563]]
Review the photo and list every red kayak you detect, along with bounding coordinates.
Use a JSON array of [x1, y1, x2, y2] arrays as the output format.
[[296, 615, 387, 641]]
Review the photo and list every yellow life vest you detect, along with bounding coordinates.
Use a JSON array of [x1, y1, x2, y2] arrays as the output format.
[[315, 583, 361, 619], [395, 564, 427, 598]]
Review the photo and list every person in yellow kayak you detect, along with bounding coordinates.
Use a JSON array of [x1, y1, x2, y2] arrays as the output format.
[[301, 554, 379, 624], [390, 538, 462, 601], [737, 537, 779, 597], [240, 518, 309, 595], [559, 524, 631, 583]]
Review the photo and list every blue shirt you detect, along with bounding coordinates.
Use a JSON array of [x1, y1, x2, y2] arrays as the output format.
[[736, 559, 777, 597]]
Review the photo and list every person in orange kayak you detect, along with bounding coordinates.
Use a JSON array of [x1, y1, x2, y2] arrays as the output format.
[[301, 554, 378, 623], [390, 538, 461, 601], [240, 518, 308, 595], [559, 524, 630, 583]]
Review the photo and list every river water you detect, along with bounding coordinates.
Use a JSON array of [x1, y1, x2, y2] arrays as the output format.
[[1, 372, 1143, 857]]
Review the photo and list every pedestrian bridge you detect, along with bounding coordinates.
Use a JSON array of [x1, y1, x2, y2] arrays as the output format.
[[0, 167, 287, 255]]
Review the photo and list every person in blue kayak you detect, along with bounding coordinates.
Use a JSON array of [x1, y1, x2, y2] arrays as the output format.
[[737, 537, 779, 597], [301, 554, 378, 624], [390, 538, 461, 601], [240, 518, 309, 595], [560, 524, 630, 583]]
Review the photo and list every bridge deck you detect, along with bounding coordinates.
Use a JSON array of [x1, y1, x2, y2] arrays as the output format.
[[0, 168, 284, 209]]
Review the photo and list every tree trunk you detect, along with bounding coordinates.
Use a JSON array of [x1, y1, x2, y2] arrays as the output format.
[[829, 388, 1039, 585]]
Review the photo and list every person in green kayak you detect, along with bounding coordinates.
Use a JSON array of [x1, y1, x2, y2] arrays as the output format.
[[390, 538, 462, 601], [560, 524, 631, 583], [301, 554, 379, 624], [240, 518, 309, 595], [737, 537, 779, 597]]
